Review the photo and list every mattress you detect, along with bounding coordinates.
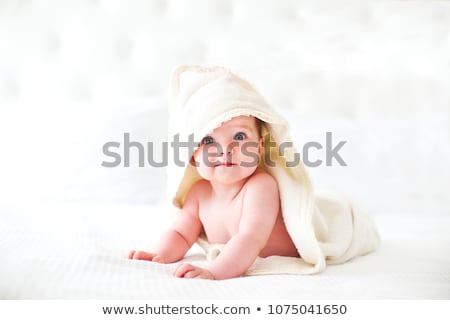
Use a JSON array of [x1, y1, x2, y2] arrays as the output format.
[[1, 201, 449, 299]]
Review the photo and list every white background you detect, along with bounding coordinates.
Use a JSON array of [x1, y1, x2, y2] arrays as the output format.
[[0, 0, 449, 217]]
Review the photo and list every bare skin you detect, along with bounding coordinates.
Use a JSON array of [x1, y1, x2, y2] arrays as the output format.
[[128, 116, 299, 280]]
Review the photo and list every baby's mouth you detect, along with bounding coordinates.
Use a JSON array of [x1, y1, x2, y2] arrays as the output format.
[[216, 162, 235, 167]]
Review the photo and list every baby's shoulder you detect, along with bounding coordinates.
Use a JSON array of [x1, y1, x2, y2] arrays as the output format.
[[245, 170, 278, 194], [187, 179, 211, 198], [183, 179, 210, 211], [242, 171, 280, 210]]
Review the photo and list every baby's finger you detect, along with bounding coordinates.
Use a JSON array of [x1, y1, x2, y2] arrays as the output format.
[[183, 269, 201, 279], [173, 263, 194, 278], [127, 250, 136, 259], [132, 251, 155, 261], [152, 255, 165, 263]]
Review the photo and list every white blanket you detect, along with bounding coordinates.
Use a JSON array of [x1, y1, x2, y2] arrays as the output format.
[[0, 202, 448, 299]]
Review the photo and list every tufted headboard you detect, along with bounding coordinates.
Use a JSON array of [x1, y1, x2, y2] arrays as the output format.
[[0, 0, 448, 216]]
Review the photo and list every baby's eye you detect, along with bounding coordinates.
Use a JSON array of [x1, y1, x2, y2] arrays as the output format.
[[234, 132, 246, 141], [201, 136, 215, 145]]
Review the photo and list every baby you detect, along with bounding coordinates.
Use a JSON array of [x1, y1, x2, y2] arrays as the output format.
[[128, 115, 299, 280], [127, 65, 379, 279]]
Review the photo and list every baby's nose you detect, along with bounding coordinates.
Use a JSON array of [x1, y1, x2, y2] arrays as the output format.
[[223, 142, 238, 155]]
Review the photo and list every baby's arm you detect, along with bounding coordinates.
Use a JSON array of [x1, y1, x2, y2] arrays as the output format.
[[128, 186, 203, 263], [174, 173, 279, 279]]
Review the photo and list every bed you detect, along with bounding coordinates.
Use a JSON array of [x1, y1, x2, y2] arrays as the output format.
[[0, 0, 449, 300], [1, 202, 449, 299]]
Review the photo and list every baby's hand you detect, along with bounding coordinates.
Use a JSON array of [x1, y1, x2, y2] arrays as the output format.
[[127, 250, 165, 263], [172, 263, 215, 280]]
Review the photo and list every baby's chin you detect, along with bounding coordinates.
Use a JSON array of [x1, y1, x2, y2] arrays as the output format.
[[210, 166, 258, 182]]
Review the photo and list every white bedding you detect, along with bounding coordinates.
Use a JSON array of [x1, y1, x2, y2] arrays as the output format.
[[1, 202, 449, 299]]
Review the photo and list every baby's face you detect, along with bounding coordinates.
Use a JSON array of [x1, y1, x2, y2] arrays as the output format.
[[193, 116, 262, 185]]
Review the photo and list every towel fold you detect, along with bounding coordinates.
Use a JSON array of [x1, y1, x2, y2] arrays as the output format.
[[167, 65, 379, 274]]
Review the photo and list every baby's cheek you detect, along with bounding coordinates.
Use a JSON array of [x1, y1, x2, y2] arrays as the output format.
[[239, 145, 260, 163], [195, 151, 215, 168], [192, 150, 200, 164], [193, 149, 209, 166], [195, 160, 214, 180]]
